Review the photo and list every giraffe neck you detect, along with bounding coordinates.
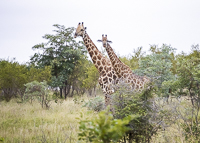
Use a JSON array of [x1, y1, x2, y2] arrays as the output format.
[[106, 43, 133, 78], [82, 33, 106, 73]]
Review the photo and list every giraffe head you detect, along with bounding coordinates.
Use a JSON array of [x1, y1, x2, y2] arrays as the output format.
[[74, 22, 86, 38], [97, 34, 112, 48]]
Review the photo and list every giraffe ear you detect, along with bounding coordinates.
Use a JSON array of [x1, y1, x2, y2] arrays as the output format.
[[107, 40, 112, 43], [97, 40, 102, 42]]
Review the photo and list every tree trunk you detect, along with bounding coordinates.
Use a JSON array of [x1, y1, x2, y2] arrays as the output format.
[[71, 84, 75, 97], [63, 86, 66, 99], [65, 84, 71, 99], [60, 87, 63, 98], [94, 86, 96, 97]]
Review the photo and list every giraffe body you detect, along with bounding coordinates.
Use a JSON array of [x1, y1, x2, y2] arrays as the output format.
[[74, 23, 118, 109], [99, 35, 150, 91]]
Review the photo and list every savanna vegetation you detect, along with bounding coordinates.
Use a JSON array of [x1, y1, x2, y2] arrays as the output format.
[[0, 24, 200, 142]]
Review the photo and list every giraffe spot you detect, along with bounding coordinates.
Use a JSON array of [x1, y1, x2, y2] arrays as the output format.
[[88, 40, 90, 42], [97, 55, 101, 60], [113, 75, 117, 80], [136, 85, 139, 89], [109, 78, 112, 82], [89, 51, 94, 56], [88, 47, 91, 51], [101, 70, 105, 75], [107, 72, 112, 77], [95, 65, 98, 69], [94, 50, 98, 55], [93, 56, 97, 60], [89, 44, 92, 47], [97, 61, 101, 66], [103, 77, 108, 82], [99, 66, 103, 71], [102, 59, 106, 65], [85, 42, 88, 45], [133, 79, 136, 83]]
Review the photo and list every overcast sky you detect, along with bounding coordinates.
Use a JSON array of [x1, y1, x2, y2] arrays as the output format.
[[0, 0, 200, 63]]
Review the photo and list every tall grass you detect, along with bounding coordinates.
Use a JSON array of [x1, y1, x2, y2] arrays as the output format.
[[0, 97, 96, 143], [0, 95, 198, 142]]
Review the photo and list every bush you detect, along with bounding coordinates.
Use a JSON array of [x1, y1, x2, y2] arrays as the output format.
[[78, 108, 134, 143], [82, 96, 104, 112], [24, 80, 51, 109], [111, 81, 163, 142]]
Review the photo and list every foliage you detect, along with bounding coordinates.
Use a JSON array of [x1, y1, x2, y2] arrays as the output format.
[[24, 80, 51, 109], [78, 109, 134, 143], [30, 24, 85, 97], [164, 45, 200, 141], [111, 81, 161, 142], [134, 44, 176, 97], [0, 59, 51, 101], [120, 47, 145, 70], [82, 96, 104, 112], [0, 59, 27, 101], [81, 62, 99, 96]]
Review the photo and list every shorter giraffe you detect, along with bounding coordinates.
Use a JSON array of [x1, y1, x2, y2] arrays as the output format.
[[98, 35, 150, 91]]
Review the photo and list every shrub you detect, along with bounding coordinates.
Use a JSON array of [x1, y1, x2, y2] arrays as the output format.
[[111, 81, 166, 142], [78, 108, 134, 143], [24, 80, 51, 109], [82, 96, 104, 112]]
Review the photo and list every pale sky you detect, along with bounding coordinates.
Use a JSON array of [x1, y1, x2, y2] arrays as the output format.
[[0, 0, 200, 63]]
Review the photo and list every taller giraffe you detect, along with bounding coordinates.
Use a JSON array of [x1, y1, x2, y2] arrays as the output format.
[[74, 23, 118, 109], [98, 35, 150, 91]]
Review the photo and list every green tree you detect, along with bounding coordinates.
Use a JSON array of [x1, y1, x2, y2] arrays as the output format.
[[24, 80, 51, 109], [165, 45, 200, 141], [0, 59, 51, 101], [0, 59, 27, 101], [78, 109, 133, 143], [134, 44, 176, 97], [82, 62, 99, 96], [119, 47, 145, 71], [30, 24, 85, 98]]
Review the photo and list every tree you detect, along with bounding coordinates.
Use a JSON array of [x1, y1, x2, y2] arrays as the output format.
[[119, 47, 145, 71], [0, 59, 51, 101], [82, 62, 99, 96], [165, 45, 200, 141], [30, 24, 85, 98], [134, 44, 176, 97]]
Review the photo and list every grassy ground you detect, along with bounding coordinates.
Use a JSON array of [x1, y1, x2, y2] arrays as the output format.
[[0, 95, 197, 143], [0, 96, 96, 143]]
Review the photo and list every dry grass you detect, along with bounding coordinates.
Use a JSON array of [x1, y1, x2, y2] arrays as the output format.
[[0, 96, 96, 143], [0, 95, 199, 143]]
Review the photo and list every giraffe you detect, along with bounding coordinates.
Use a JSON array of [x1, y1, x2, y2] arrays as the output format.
[[98, 34, 150, 91], [74, 22, 118, 110]]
